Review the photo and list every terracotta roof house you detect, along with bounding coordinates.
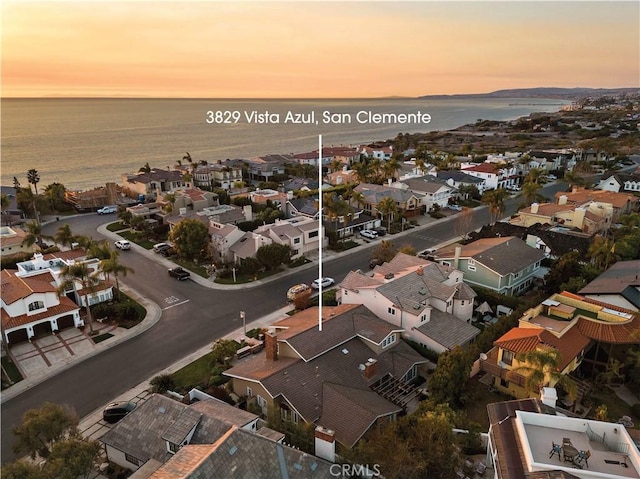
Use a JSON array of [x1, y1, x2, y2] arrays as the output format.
[[249, 189, 289, 206], [486, 397, 640, 479], [460, 162, 518, 190], [326, 168, 358, 186], [578, 260, 640, 311], [358, 145, 393, 161], [393, 175, 456, 211], [0, 226, 32, 257], [433, 237, 545, 295], [167, 188, 220, 215], [555, 187, 638, 220], [354, 182, 425, 218], [480, 291, 638, 400], [2, 251, 114, 345], [224, 304, 429, 449], [338, 253, 479, 353], [101, 393, 333, 476], [511, 201, 613, 235]]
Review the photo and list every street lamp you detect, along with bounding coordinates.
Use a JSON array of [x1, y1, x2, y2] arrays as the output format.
[[240, 311, 246, 335]]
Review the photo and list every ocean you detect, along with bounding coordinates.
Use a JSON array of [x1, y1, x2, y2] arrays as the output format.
[[1, 98, 567, 191]]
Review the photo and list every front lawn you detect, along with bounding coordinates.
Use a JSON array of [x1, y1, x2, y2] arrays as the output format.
[[106, 221, 129, 232], [1, 356, 23, 389], [118, 230, 155, 249], [91, 333, 114, 344], [172, 258, 209, 278], [214, 267, 284, 284]]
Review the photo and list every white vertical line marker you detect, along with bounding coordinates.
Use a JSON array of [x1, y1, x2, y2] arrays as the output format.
[[318, 134, 323, 332]]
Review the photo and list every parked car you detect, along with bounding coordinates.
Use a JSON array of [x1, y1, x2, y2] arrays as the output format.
[[160, 247, 176, 257], [114, 240, 131, 250], [102, 401, 136, 423], [546, 174, 557, 181], [448, 204, 463, 211], [97, 205, 117, 215], [311, 277, 335, 289], [153, 242, 171, 253], [360, 229, 378, 240], [418, 248, 436, 259], [287, 283, 311, 302], [373, 227, 387, 236], [168, 267, 190, 280]]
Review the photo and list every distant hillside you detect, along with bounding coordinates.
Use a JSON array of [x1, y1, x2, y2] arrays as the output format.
[[420, 87, 640, 100]]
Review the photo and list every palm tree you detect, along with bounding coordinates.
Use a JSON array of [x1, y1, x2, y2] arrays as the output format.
[[521, 181, 540, 206], [20, 221, 53, 250], [54, 224, 76, 249], [139, 162, 152, 173], [587, 236, 618, 269], [330, 159, 342, 173], [564, 170, 586, 189], [513, 349, 577, 401], [12, 176, 20, 191], [377, 196, 397, 231], [27, 169, 40, 195], [482, 189, 509, 225], [87, 240, 112, 260], [100, 249, 134, 297], [183, 152, 192, 164], [57, 263, 101, 334], [349, 190, 367, 212], [414, 158, 427, 175]]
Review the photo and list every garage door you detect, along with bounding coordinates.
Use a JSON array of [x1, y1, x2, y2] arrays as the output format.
[[7, 329, 29, 345], [57, 315, 76, 330]]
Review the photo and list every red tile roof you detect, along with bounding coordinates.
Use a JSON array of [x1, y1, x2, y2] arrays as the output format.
[[1, 269, 57, 305], [2, 296, 79, 330]]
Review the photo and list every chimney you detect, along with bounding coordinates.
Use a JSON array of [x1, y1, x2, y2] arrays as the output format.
[[264, 330, 278, 361], [416, 266, 424, 276], [388, 178, 392, 186], [287, 191, 294, 200], [363, 358, 378, 380], [572, 185, 578, 193], [558, 195, 567, 205], [530, 202, 539, 214], [179, 207, 187, 216], [243, 205, 252, 221], [540, 387, 557, 408], [314, 426, 335, 463], [454, 246, 462, 269]]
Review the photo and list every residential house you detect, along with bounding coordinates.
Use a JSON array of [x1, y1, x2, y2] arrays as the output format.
[[480, 291, 639, 400], [337, 253, 479, 353], [354, 182, 425, 218], [392, 175, 456, 211], [358, 145, 393, 161], [578, 260, 640, 311], [2, 250, 113, 344], [323, 209, 378, 240], [228, 231, 272, 264], [0, 226, 32, 257], [121, 168, 188, 199], [224, 304, 429, 449], [326, 167, 358, 186], [432, 237, 545, 295], [244, 155, 291, 182], [554, 188, 637, 221], [64, 183, 122, 211], [283, 177, 319, 192], [167, 188, 219, 215], [293, 150, 332, 167], [101, 393, 333, 476], [286, 197, 320, 220], [511, 201, 613, 235], [209, 222, 245, 263], [249, 188, 289, 206], [193, 162, 243, 190], [486, 397, 640, 479], [436, 170, 486, 194], [254, 216, 326, 260], [597, 172, 640, 193], [166, 204, 250, 232], [460, 162, 518, 190]]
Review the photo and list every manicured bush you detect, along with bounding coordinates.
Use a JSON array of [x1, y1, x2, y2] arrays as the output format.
[[150, 374, 175, 393]]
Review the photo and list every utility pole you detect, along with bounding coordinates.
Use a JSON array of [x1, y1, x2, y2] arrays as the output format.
[[240, 311, 246, 335]]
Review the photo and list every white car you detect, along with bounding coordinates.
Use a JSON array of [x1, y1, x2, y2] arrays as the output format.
[[448, 204, 463, 211], [418, 248, 437, 259], [359, 229, 378, 240], [114, 240, 131, 250], [311, 277, 335, 289], [97, 205, 117, 215], [546, 174, 557, 181]]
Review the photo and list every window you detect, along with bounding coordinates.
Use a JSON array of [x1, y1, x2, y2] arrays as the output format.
[[461, 301, 465, 306], [420, 314, 427, 323], [468, 258, 475, 266], [387, 307, 396, 315], [513, 271, 520, 279], [28, 301, 44, 312], [502, 350, 514, 366], [500, 378, 510, 389], [382, 334, 397, 348], [167, 442, 179, 454], [442, 261, 451, 267], [468, 264, 476, 271], [293, 238, 301, 244], [125, 453, 141, 466], [309, 230, 318, 238], [246, 386, 253, 397]]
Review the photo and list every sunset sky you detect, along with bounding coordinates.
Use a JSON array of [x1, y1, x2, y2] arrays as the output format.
[[2, 1, 638, 98]]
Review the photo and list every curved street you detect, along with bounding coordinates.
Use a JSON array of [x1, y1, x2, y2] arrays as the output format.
[[0, 181, 569, 462]]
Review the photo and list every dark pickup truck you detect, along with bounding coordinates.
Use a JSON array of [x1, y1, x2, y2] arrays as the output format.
[[168, 267, 190, 280]]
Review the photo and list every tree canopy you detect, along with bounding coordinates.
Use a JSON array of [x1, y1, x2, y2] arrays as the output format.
[[168, 218, 209, 261], [256, 243, 291, 271]]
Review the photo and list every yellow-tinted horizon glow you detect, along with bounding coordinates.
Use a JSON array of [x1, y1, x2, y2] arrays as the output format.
[[2, 1, 639, 98]]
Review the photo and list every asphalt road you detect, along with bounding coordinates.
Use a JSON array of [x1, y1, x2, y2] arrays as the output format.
[[0, 181, 569, 462]]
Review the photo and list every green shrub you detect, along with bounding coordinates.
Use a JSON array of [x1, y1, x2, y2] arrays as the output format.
[[150, 374, 175, 393], [429, 211, 446, 219]]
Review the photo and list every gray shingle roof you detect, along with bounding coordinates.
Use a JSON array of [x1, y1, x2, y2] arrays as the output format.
[[437, 170, 484, 184], [355, 183, 425, 204], [377, 270, 458, 314], [161, 408, 201, 445], [415, 309, 480, 350], [151, 427, 334, 479], [471, 237, 545, 275], [399, 175, 454, 194]]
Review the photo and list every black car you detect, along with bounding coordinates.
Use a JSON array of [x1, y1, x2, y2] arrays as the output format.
[[160, 247, 176, 257], [168, 267, 190, 280], [102, 401, 136, 423], [373, 227, 387, 236]]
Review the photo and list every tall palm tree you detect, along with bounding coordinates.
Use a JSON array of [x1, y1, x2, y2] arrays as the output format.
[[482, 189, 509, 225], [12, 176, 20, 190], [521, 181, 540, 206], [27, 168, 40, 195], [57, 263, 101, 334], [414, 158, 427, 175], [349, 190, 367, 212], [87, 240, 113, 260], [139, 162, 152, 173], [100, 249, 134, 296], [587, 237, 618, 269], [377, 196, 397, 231], [20, 221, 53, 250], [514, 349, 577, 401], [54, 224, 76, 249]]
